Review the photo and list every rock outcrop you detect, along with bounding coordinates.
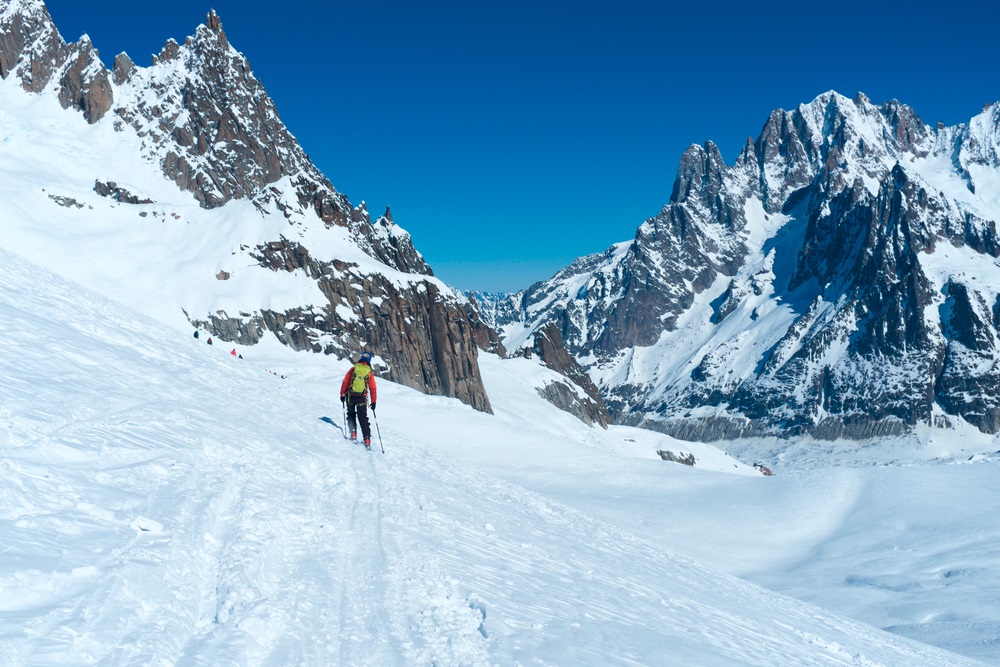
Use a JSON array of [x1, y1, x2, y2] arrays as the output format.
[[530, 324, 610, 428], [94, 180, 153, 204], [191, 242, 492, 412]]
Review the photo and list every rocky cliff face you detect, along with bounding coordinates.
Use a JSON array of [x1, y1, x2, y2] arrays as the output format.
[[1, 0, 493, 413], [191, 233, 492, 412], [0, 0, 112, 122], [528, 324, 610, 428], [473, 291, 611, 423], [493, 92, 1000, 439]]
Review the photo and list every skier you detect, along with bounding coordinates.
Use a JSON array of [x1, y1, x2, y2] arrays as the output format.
[[339, 351, 377, 447]]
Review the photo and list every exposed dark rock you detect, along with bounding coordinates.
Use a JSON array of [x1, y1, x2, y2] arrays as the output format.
[[657, 450, 696, 466], [465, 294, 507, 357], [1, 0, 66, 88], [935, 280, 1000, 432], [94, 180, 153, 204], [0, 1, 112, 123], [154, 38, 180, 64], [532, 324, 610, 427], [111, 52, 135, 85], [48, 194, 84, 209], [56, 37, 112, 123], [191, 241, 493, 414]]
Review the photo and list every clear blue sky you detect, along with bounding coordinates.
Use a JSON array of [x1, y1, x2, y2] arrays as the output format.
[[45, 1, 1000, 292]]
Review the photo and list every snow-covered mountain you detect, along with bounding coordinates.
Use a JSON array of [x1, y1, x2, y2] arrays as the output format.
[[0, 0, 495, 412], [489, 91, 1000, 440], [5, 5, 1000, 662]]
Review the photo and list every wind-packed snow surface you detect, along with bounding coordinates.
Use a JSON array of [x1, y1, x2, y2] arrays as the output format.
[[2, 248, 992, 665]]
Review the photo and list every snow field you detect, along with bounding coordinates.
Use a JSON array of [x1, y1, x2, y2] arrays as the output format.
[[1, 248, 990, 665]]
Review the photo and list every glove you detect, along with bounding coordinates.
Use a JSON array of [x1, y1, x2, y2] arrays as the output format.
[[340, 395, 346, 405], [370, 402, 376, 412]]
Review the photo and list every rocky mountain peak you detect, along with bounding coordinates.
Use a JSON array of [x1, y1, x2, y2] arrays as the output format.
[[1, 0, 112, 122], [879, 99, 929, 154], [205, 9, 224, 35], [530, 324, 611, 428], [153, 38, 180, 63], [1, 0, 62, 83], [111, 52, 135, 85], [188, 10, 230, 52], [670, 140, 727, 208], [0, 0, 47, 34], [118, 18, 294, 208], [495, 90, 1000, 440], [733, 137, 756, 168], [58, 34, 112, 122], [754, 90, 937, 211]]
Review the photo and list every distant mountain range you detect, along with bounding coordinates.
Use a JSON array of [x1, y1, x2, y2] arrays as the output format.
[[5, 0, 999, 441], [483, 92, 1000, 440]]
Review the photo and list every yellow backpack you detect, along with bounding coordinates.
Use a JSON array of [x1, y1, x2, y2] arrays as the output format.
[[349, 363, 371, 397]]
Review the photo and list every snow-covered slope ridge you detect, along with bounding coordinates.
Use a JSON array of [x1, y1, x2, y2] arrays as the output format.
[[0, 0, 495, 412], [491, 91, 1000, 440], [0, 245, 985, 666]]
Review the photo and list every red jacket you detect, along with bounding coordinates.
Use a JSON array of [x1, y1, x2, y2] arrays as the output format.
[[340, 362, 377, 403]]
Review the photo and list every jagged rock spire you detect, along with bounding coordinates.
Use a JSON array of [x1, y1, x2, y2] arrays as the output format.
[[112, 52, 135, 85], [205, 8, 223, 32], [191, 9, 229, 50], [0, 0, 112, 122], [1, 0, 63, 83]]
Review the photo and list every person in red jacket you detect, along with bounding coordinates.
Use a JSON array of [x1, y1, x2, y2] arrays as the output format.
[[339, 351, 378, 447]]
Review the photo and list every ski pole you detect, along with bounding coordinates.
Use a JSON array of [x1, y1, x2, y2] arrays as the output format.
[[342, 399, 349, 438], [372, 408, 385, 454]]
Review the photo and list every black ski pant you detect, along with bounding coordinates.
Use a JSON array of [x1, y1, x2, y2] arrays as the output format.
[[346, 395, 371, 440]]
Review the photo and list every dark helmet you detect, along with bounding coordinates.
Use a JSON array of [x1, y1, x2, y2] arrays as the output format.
[[359, 351, 373, 363]]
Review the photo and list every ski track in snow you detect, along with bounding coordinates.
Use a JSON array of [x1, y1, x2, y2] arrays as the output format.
[[0, 246, 494, 666], [0, 247, 989, 665]]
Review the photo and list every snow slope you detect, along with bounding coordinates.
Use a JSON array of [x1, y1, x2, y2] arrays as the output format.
[[0, 247, 987, 665]]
